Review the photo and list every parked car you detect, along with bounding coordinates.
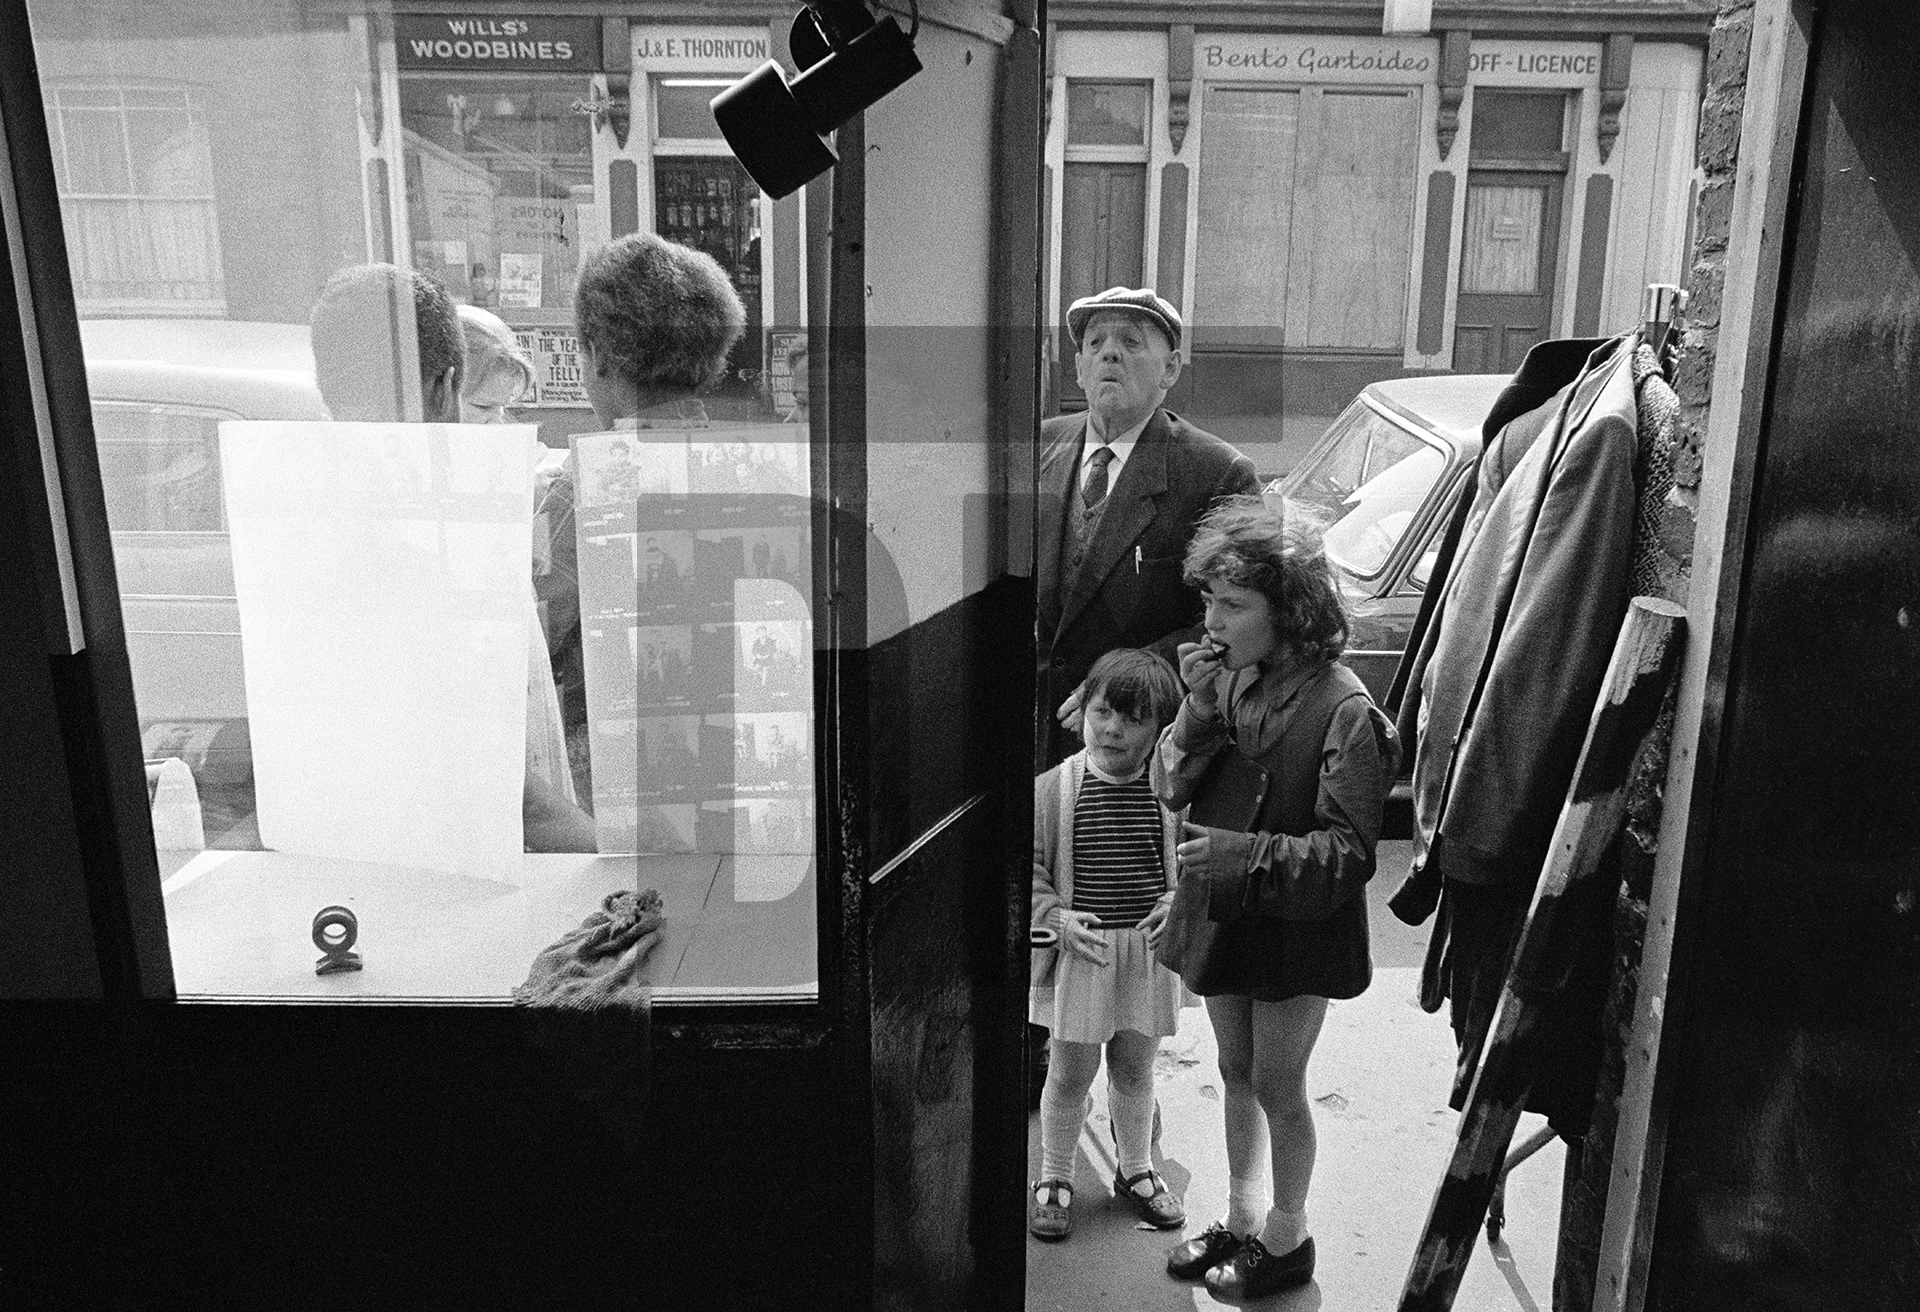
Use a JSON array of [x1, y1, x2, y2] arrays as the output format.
[[1274, 373, 1510, 705], [82, 318, 326, 847]]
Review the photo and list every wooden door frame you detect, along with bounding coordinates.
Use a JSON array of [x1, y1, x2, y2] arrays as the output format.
[[1593, 3, 1816, 1307]]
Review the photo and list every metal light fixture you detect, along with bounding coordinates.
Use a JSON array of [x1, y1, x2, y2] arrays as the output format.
[[709, 0, 922, 199]]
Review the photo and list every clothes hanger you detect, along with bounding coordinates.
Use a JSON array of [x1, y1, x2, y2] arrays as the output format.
[[1641, 283, 1688, 378]]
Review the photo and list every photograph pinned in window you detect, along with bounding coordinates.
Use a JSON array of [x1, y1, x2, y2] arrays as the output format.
[[629, 623, 695, 706], [634, 715, 702, 797], [733, 620, 808, 709]]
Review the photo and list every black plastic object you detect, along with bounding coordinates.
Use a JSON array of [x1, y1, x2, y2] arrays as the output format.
[[312, 904, 363, 976], [709, 9, 920, 199]]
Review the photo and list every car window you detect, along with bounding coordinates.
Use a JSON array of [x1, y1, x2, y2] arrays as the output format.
[[1282, 403, 1446, 580], [94, 403, 228, 533]]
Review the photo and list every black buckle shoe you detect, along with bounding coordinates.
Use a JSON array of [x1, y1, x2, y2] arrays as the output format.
[[1166, 1221, 1243, 1280]]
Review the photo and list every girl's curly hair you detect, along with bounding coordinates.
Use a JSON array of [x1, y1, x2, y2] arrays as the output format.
[[1182, 492, 1348, 663], [573, 233, 745, 395]]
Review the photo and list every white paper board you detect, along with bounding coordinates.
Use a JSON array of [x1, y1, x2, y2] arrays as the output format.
[[219, 421, 536, 883]]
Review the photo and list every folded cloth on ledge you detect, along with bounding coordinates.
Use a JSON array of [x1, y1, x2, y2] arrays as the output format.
[[514, 889, 665, 1009]]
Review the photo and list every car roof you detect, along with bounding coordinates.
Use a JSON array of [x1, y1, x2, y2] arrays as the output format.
[[79, 318, 326, 420], [1363, 373, 1510, 449]]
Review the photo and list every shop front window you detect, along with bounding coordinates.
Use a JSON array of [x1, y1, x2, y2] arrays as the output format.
[[24, 0, 817, 1004], [652, 78, 763, 405], [399, 75, 594, 319]]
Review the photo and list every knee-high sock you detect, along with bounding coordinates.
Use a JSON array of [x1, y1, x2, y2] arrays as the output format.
[[1039, 1085, 1091, 1185], [1107, 1080, 1155, 1182], [1222, 1082, 1272, 1233]]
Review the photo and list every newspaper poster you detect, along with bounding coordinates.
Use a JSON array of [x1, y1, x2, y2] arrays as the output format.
[[497, 252, 544, 309]]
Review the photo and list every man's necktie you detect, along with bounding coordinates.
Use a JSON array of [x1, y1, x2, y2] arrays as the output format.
[[1082, 444, 1115, 510]]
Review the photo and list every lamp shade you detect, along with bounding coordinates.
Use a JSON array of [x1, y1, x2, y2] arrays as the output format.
[[710, 63, 840, 200], [709, 11, 921, 200]]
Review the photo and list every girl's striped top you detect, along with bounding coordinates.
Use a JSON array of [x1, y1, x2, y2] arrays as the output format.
[[1070, 773, 1166, 928]]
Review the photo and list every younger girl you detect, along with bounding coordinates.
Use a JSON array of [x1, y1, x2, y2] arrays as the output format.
[[1030, 648, 1187, 1241], [1153, 495, 1396, 1298]]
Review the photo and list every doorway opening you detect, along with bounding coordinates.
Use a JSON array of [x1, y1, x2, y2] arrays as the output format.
[[1453, 90, 1571, 374]]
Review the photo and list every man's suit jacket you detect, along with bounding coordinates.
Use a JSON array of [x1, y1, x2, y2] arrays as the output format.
[[1408, 336, 1638, 888], [1036, 407, 1258, 763]]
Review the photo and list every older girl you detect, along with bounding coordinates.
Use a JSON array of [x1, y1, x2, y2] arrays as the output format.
[[1153, 495, 1396, 1299]]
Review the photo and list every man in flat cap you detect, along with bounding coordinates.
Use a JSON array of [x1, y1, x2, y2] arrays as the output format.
[[1036, 286, 1259, 764]]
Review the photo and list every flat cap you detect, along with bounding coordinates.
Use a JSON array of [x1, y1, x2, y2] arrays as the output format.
[[1066, 286, 1182, 350]]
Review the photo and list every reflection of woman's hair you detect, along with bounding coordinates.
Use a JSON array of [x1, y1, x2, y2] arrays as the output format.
[[456, 304, 535, 408], [1183, 494, 1348, 663], [1079, 648, 1181, 729], [574, 233, 745, 394]]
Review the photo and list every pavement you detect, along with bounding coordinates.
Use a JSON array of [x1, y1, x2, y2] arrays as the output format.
[[1025, 841, 1565, 1312]]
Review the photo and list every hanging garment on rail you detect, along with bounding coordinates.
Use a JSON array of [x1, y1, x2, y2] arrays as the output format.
[[1389, 334, 1645, 1130]]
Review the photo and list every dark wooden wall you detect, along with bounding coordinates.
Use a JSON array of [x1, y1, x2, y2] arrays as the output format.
[[1646, 1, 1920, 1304]]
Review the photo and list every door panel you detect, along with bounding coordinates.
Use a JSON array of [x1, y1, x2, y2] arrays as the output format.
[[1454, 170, 1564, 374], [1647, 1, 1920, 1305]]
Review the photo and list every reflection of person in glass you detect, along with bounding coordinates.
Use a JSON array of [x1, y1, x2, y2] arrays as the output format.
[[782, 342, 809, 424], [533, 234, 746, 775], [599, 438, 641, 503], [455, 305, 534, 425], [639, 534, 683, 609], [469, 261, 498, 310], [750, 625, 778, 689], [309, 263, 596, 853]]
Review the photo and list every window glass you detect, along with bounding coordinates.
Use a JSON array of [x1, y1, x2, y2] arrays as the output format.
[[26, 0, 816, 1004], [652, 155, 763, 406], [1280, 404, 1441, 579], [1066, 81, 1148, 146], [399, 75, 593, 320], [48, 83, 223, 313], [1468, 89, 1567, 160], [92, 404, 227, 532], [654, 79, 727, 139]]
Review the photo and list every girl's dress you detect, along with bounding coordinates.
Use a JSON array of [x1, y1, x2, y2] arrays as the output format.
[[1030, 750, 1187, 1043], [1152, 659, 1397, 1002]]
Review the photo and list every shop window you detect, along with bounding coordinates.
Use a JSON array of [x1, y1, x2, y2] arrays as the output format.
[[398, 75, 594, 323], [1193, 86, 1419, 351], [652, 78, 764, 404], [23, 5, 822, 1004], [46, 83, 225, 314]]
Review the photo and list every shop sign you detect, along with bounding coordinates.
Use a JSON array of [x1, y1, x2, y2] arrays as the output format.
[[1467, 40, 1603, 87], [633, 25, 771, 73], [395, 15, 601, 71], [1194, 34, 1436, 84], [513, 328, 588, 407]]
